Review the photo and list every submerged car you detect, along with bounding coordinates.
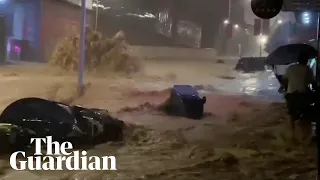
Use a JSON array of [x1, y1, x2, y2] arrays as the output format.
[[234, 57, 266, 73], [0, 97, 125, 150], [0, 123, 36, 152]]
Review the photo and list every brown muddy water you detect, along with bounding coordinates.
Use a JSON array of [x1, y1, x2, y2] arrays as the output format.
[[0, 102, 317, 180], [0, 63, 316, 180]]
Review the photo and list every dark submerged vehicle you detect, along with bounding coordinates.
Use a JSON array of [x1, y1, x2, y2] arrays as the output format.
[[234, 57, 267, 73], [0, 97, 125, 151]]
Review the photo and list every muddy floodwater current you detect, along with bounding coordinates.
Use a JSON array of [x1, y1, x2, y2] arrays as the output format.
[[0, 62, 315, 180]]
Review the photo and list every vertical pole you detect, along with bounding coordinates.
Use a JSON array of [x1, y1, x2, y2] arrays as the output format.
[[95, 1, 99, 31], [259, 34, 262, 57], [79, 0, 87, 95], [260, 43, 262, 57], [228, 0, 231, 20], [226, 0, 231, 56], [218, 23, 222, 54], [316, 12, 320, 179]]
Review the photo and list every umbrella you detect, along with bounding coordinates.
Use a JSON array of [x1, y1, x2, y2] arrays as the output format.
[[265, 43, 318, 65]]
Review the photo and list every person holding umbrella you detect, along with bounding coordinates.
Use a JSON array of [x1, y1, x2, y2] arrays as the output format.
[[266, 43, 318, 142], [283, 52, 315, 142]]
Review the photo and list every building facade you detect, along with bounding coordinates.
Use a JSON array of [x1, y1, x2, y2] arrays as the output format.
[[1, 0, 94, 62]]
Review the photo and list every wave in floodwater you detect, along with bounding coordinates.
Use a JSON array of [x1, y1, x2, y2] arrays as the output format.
[[63, 124, 240, 180], [25, 124, 219, 180], [0, 103, 317, 180], [0, 87, 313, 180]]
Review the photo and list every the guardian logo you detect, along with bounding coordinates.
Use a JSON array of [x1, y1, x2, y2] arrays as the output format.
[[9, 136, 117, 171]]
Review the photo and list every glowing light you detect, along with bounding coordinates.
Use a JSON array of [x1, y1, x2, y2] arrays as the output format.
[[303, 12, 309, 17], [223, 19, 229, 24], [14, 46, 21, 53], [302, 12, 311, 24], [258, 35, 268, 45], [277, 20, 282, 24], [234, 24, 239, 29]]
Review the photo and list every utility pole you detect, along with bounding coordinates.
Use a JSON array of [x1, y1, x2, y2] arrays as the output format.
[[224, 0, 231, 55], [259, 42, 262, 57], [94, 0, 99, 31], [79, 0, 87, 95], [228, 0, 231, 20]]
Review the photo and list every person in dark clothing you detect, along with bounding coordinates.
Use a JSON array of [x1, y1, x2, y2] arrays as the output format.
[[275, 74, 284, 93], [272, 65, 287, 93], [283, 53, 315, 142]]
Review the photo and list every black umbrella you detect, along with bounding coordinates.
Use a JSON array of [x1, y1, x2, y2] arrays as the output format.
[[265, 43, 318, 65]]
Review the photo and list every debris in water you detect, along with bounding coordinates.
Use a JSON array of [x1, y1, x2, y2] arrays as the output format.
[[218, 75, 235, 80]]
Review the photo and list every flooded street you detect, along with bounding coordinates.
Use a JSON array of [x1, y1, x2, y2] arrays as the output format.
[[0, 60, 316, 180], [215, 71, 283, 102], [0, 0, 312, 178]]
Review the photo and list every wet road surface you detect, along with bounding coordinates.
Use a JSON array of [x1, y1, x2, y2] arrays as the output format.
[[136, 70, 284, 103], [7, 60, 283, 102], [213, 71, 283, 102]]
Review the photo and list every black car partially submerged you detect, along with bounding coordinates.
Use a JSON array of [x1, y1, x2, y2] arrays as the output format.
[[0, 97, 125, 151]]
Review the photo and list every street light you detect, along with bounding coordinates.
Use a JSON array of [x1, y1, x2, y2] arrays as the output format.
[[258, 35, 268, 57], [94, 0, 100, 31], [259, 35, 268, 44], [234, 24, 239, 29], [219, 19, 229, 37], [302, 12, 311, 24], [277, 19, 282, 24], [244, 28, 249, 34]]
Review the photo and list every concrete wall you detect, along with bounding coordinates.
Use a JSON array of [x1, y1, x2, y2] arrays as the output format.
[[130, 46, 217, 61]]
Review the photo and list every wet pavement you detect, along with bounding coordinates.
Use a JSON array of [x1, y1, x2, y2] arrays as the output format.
[[135, 70, 284, 103], [7, 59, 283, 102], [213, 71, 284, 102]]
